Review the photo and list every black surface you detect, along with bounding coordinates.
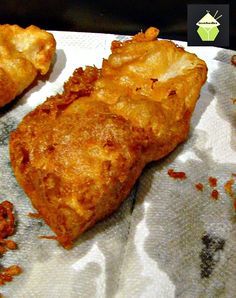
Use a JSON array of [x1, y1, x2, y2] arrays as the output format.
[[0, 0, 235, 49]]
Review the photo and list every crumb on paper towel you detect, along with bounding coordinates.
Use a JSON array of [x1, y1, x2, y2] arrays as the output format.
[[208, 177, 217, 188], [195, 183, 204, 191], [231, 55, 236, 66], [0, 265, 22, 286], [0, 239, 17, 252], [0, 201, 15, 239], [224, 179, 234, 197], [224, 178, 236, 211], [39, 235, 58, 241], [0, 201, 22, 286], [167, 169, 187, 180], [28, 212, 42, 219], [167, 172, 236, 210], [211, 189, 219, 200]]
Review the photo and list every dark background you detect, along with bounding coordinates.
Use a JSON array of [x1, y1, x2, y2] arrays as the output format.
[[0, 0, 235, 49]]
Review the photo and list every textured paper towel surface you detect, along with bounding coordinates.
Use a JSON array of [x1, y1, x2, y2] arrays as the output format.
[[0, 31, 235, 297]]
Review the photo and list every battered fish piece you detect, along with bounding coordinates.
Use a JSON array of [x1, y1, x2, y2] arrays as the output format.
[[9, 28, 207, 248], [0, 24, 56, 107]]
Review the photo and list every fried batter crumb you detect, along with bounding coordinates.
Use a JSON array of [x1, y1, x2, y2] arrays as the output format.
[[5, 240, 17, 250], [0, 201, 22, 286], [168, 169, 187, 179], [195, 183, 204, 191], [132, 27, 159, 42], [224, 179, 234, 196], [208, 177, 217, 188], [211, 189, 219, 200], [0, 239, 17, 252], [0, 245, 6, 255], [28, 212, 42, 219], [0, 265, 22, 286], [224, 178, 236, 211], [0, 201, 15, 239], [3, 265, 22, 276], [39, 235, 58, 240], [231, 55, 236, 66]]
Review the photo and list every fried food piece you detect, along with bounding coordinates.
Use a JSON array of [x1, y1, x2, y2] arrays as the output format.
[[9, 28, 207, 248], [0, 201, 15, 239], [0, 201, 22, 286], [0, 265, 22, 286], [0, 24, 56, 107]]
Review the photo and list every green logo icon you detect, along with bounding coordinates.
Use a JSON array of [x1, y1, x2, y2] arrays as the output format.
[[196, 10, 222, 41]]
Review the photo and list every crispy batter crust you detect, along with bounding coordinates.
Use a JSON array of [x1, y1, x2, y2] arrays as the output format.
[[0, 24, 56, 107], [9, 28, 207, 248]]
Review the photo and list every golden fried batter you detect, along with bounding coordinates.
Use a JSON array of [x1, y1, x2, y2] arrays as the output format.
[[0, 24, 56, 107], [9, 28, 207, 248]]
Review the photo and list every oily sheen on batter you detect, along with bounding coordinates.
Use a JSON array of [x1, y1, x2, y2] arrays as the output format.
[[0, 24, 56, 108], [9, 28, 207, 248]]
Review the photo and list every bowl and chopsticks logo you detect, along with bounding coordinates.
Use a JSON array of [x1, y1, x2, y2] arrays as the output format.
[[188, 4, 229, 47], [196, 10, 222, 42]]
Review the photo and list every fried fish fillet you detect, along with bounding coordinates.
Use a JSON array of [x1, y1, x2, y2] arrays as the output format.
[[9, 28, 207, 248], [0, 24, 56, 107]]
